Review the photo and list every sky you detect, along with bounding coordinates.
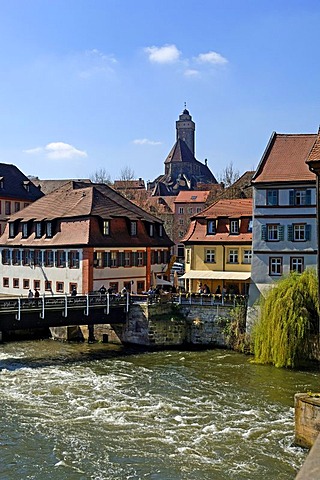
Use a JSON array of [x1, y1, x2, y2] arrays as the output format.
[[0, 0, 320, 183]]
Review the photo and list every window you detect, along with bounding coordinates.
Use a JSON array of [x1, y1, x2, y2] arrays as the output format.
[[34, 280, 40, 290], [2, 249, 10, 264], [178, 207, 184, 214], [14, 202, 20, 212], [230, 220, 239, 234], [35, 222, 42, 238], [34, 250, 42, 266], [45, 281, 52, 291], [205, 249, 215, 263], [5, 201, 11, 215], [288, 224, 311, 242], [196, 207, 202, 213], [9, 223, 15, 238], [12, 249, 20, 265], [109, 282, 118, 293], [3, 277, 9, 288], [178, 230, 184, 238], [130, 221, 137, 236], [159, 225, 163, 237], [186, 248, 191, 264], [94, 251, 103, 268], [103, 220, 110, 236], [57, 250, 66, 267], [207, 220, 216, 234], [69, 250, 79, 268], [243, 249, 252, 264], [124, 251, 131, 267], [290, 257, 304, 273], [69, 283, 77, 294], [46, 222, 53, 238], [110, 251, 117, 267], [22, 223, 29, 238], [179, 218, 184, 225], [0, 178, 3, 189], [137, 251, 143, 267], [23, 181, 30, 192], [13, 278, 19, 288], [262, 224, 284, 241], [23, 279, 30, 289], [56, 282, 64, 293], [266, 189, 278, 206], [137, 281, 145, 294], [228, 249, 238, 263], [45, 250, 54, 267], [149, 224, 154, 237], [289, 189, 311, 206], [188, 207, 193, 214], [269, 257, 283, 276], [248, 219, 253, 233]]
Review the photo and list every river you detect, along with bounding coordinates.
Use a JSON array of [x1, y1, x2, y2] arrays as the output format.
[[0, 340, 319, 480]]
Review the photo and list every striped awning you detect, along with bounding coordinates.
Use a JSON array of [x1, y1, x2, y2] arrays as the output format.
[[180, 271, 251, 281]]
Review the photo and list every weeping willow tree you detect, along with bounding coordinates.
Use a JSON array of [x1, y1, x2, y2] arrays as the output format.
[[253, 269, 319, 368]]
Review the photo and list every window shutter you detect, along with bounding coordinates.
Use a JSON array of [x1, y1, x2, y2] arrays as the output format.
[[279, 225, 284, 241], [143, 252, 147, 266], [104, 252, 110, 267], [306, 190, 312, 205], [131, 252, 137, 267], [306, 224, 311, 241], [261, 225, 266, 240], [287, 224, 293, 241], [289, 190, 294, 205]]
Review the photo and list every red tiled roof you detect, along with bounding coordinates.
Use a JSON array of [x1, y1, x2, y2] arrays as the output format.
[[253, 133, 316, 183], [307, 132, 320, 162], [174, 190, 210, 203], [182, 198, 252, 244], [194, 198, 252, 219]]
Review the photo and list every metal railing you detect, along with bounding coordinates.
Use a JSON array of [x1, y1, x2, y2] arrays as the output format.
[[130, 293, 248, 307]]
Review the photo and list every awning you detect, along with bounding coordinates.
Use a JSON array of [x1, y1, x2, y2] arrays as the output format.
[[180, 271, 251, 281]]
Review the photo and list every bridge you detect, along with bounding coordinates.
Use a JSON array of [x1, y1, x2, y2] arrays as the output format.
[[0, 293, 129, 333]]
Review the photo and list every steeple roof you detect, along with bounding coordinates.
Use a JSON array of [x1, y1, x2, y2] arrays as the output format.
[[164, 138, 196, 164]]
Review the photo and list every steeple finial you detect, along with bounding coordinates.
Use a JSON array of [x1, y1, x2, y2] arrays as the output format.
[[184, 101, 187, 109]]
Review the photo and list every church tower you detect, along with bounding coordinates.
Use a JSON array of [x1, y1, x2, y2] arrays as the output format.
[[176, 107, 195, 156]]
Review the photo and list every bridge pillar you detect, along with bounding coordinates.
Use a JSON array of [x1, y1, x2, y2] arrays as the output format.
[[88, 324, 95, 343]]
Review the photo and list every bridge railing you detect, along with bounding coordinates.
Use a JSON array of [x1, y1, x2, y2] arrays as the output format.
[[130, 293, 247, 307]]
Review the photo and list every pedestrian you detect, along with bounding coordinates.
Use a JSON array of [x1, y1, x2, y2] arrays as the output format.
[[28, 289, 34, 306], [71, 286, 77, 297], [99, 285, 106, 295], [34, 288, 40, 306]]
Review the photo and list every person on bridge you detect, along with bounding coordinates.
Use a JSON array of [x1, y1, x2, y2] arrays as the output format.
[[99, 285, 107, 295], [28, 289, 34, 306], [71, 286, 77, 297], [34, 288, 40, 306]]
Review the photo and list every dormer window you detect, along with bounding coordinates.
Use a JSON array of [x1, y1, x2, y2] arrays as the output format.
[[9, 222, 15, 238], [230, 220, 239, 234], [207, 220, 216, 235], [23, 180, 30, 192], [35, 222, 42, 238], [248, 219, 253, 233], [130, 221, 137, 236], [159, 224, 163, 237], [22, 223, 29, 238], [103, 220, 110, 236], [0, 177, 4, 189], [149, 224, 154, 237], [46, 221, 53, 238]]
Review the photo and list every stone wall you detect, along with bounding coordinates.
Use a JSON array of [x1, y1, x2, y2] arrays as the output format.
[[80, 303, 235, 348], [295, 393, 320, 449]]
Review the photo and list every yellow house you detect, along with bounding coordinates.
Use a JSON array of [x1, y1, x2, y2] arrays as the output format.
[[181, 198, 252, 295]]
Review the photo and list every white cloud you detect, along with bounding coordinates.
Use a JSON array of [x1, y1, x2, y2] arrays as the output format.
[[196, 51, 228, 65], [79, 49, 117, 78], [24, 142, 87, 160], [144, 44, 181, 64], [184, 69, 200, 77], [133, 138, 162, 146]]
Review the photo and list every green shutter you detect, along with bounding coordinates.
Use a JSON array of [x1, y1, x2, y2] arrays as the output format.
[[279, 225, 284, 241], [306, 224, 311, 241], [287, 224, 293, 241]]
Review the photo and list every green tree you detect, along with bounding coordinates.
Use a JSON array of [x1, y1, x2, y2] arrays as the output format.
[[253, 269, 319, 368]]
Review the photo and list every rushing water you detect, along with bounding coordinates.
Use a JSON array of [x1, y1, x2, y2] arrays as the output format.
[[0, 341, 319, 480]]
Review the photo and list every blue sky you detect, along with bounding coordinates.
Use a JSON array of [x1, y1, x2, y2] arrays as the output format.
[[0, 0, 320, 182]]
